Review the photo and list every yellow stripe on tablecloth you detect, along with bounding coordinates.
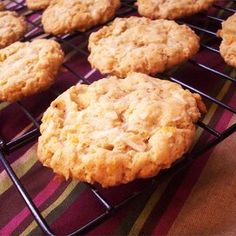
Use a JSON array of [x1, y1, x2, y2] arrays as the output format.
[[128, 176, 173, 236], [20, 181, 78, 236], [0, 102, 8, 111], [127, 79, 233, 236], [0, 144, 37, 195]]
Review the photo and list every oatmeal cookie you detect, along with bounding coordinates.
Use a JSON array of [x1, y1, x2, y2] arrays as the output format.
[[0, 39, 64, 102], [88, 16, 200, 77], [42, 0, 120, 35], [0, 11, 27, 48], [137, 0, 215, 20], [218, 13, 236, 68], [26, 0, 51, 10], [38, 72, 206, 187]]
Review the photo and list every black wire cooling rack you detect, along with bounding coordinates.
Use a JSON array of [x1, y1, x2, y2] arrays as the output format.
[[0, 0, 235, 235]]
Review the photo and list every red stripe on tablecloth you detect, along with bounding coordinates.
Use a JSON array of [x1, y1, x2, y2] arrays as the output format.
[[143, 92, 236, 236], [0, 177, 61, 235]]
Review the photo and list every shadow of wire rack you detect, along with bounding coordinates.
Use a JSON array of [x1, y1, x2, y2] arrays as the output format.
[[0, 0, 235, 235]]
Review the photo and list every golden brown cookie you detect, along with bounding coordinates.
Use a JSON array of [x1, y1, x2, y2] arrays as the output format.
[[26, 0, 51, 10], [218, 13, 236, 68], [0, 11, 27, 49], [37, 72, 206, 187], [137, 0, 215, 20], [88, 16, 200, 77], [0, 39, 64, 102], [42, 0, 120, 35]]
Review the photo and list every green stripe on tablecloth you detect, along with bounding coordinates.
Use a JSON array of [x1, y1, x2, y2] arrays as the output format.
[[0, 144, 37, 195]]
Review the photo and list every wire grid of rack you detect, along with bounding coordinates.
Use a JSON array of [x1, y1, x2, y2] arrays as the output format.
[[0, 0, 235, 235]]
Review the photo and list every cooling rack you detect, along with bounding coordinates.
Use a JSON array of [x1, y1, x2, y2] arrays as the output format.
[[0, 0, 235, 235]]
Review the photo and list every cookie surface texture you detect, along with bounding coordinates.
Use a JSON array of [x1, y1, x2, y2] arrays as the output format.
[[88, 16, 200, 77], [26, 0, 51, 10], [218, 13, 236, 68], [42, 0, 120, 35], [0, 11, 27, 48], [38, 73, 205, 187], [137, 0, 215, 20], [0, 39, 64, 102]]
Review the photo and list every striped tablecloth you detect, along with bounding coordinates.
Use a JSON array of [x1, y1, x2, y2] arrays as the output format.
[[0, 0, 235, 235]]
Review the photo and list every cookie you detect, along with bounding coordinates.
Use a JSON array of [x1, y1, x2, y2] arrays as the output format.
[[137, 0, 215, 20], [88, 16, 200, 77], [37, 72, 206, 187], [0, 11, 27, 49], [218, 13, 236, 68], [42, 0, 120, 35], [26, 0, 51, 10], [0, 39, 64, 102]]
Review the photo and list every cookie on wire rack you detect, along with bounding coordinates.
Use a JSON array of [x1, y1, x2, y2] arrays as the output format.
[[137, 0, 215, 20], [88, 16, 200, 77], [37, 72, 206, 188], [0, 11, 27, 49], [0, 39, 64, 102], [26, 0, 52, 10], [218, 13, 236, 68], [42, 0, 121, 35]]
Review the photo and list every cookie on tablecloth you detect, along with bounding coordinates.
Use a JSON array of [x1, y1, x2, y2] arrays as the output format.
[[0, 39, 64, 102], [26, 0, 52, 10], [37, 72, 206, 187], [88, 16, 200, 77], [42, 0, 120, 35], [218, 13, 236, 68], [137, 0, 215, 20], [0, 11, 27, 48]]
